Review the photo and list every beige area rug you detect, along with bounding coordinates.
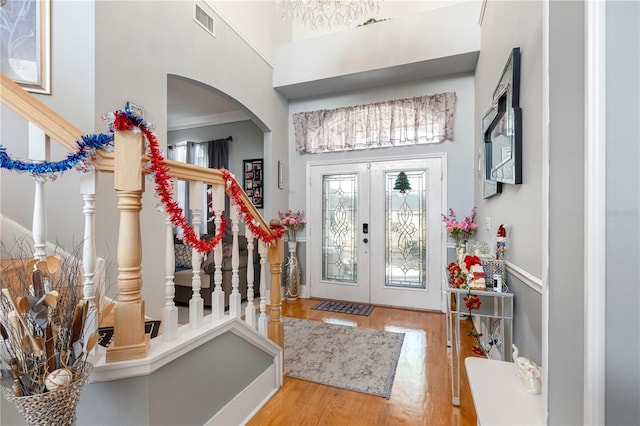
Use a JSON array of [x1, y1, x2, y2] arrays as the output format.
[[283, 317, 405, 398]]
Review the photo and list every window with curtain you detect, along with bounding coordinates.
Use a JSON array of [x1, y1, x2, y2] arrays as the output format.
[[168, 138, 230, 236], [293, 92, 456, 154]]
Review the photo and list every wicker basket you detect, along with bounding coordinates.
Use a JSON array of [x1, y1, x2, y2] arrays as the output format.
[[2, 361, 93, 426]]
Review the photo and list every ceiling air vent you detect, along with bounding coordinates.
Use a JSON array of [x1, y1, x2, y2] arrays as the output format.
[[194, 2, 216, 38]]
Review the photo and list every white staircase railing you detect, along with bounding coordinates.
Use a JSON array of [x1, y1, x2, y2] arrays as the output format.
[[0, 72, 285, 365]]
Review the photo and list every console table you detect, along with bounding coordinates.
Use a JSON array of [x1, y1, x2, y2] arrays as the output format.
[[465, 358, 544, 425], [445, 287, 513, 405]]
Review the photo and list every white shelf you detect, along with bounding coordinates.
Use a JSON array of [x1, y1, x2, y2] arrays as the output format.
[[465, 358, 543, 425]]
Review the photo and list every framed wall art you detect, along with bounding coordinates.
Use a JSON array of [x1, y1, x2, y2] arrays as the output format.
[[243, 158, 263, 208], [0, 0, 51, 94]]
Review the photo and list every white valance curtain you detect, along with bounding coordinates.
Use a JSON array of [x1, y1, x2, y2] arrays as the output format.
[[293, 92, 456, 154]]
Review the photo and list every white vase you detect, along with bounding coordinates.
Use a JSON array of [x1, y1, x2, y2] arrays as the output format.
[[456, 241, 466, 264], [284, 241, 301, 300]]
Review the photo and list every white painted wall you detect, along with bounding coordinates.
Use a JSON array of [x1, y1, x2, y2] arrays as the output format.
[[290, 0, 478, 41], [210, 0, 292, 64], [274, 2, 481, 90]]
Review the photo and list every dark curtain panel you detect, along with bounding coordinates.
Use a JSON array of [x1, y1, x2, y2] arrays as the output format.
[[208, 138, 229, 169], [207, 138, 230, 234]]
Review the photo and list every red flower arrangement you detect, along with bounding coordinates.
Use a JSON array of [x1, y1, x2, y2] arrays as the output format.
[[471, 346, 486, 356], [447, 255, 485, 357], [447, 261, 466, 288], [463, 294, 482, 311]]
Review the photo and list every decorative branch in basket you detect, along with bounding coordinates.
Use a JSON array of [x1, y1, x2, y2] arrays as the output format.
[[0, 245, 101, 398]]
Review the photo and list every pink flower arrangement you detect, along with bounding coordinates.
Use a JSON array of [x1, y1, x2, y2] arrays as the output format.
[[278, 209, 306, 241], [442, 207, 477, 243]]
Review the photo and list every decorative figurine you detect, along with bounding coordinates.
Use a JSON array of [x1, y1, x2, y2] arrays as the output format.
[[496, 224, 507, 260], [512, 344, 542, 395]]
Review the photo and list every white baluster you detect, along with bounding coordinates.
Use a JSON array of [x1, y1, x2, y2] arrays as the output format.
[[189, 181, 204, 329], [244, 229, 256, 329], [29, 123, 49, 262], [80, 171, 98, 351], [229, 200, 241, 318], [258, 240, 269, 336], [210, 183, 225, 320], [162, 178, 178, 341]]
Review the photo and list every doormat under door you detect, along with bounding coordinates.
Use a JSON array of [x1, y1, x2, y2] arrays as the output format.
[[312, 300, 374, 316]]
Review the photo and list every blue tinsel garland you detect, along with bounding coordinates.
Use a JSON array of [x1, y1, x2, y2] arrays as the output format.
[[0, 129, 115, 180]]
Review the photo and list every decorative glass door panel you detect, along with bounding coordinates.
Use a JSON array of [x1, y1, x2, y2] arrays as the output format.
[[310, 163, 370, 303], [310, 157, 442, 310], [322, 174, 358, 283], [385, 170, 427, 289]]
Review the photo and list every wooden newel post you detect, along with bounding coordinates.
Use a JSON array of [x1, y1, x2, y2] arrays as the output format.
[[106, 130, 150, 362], [267, 219, 285, 350]]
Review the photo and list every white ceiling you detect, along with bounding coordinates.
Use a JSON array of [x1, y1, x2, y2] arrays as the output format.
[[167, 77, 249, 131]]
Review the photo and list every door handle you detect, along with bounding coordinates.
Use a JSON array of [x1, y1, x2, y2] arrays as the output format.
[[363, 238, 369, 243]]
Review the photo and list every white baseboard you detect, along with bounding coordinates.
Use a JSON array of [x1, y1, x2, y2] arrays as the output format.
[[207, 363, 280, 426], [300, 284, 310, 298]]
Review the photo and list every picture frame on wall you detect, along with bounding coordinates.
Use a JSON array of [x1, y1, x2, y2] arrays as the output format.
[[1, 0, 51, 94], [243, 158, 264, 208]]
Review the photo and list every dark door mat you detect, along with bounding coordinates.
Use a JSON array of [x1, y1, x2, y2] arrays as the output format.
[[98, 320, 162, 347], [312, 300, 374, 316]]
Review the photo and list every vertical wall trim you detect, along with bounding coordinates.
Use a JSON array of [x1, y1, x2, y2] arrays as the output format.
[[541, 0, 550, 423], [440, 152, 448, 314], [584, 1, 607, 424]]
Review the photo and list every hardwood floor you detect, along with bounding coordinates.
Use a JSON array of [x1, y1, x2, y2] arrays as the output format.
[[248, 298, 479, 426]]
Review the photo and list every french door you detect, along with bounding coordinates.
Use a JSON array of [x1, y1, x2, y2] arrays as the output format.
[[308, 157, 444, 311]]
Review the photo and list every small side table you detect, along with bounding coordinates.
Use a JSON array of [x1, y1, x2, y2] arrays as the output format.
[[445, 287, 513, 405]]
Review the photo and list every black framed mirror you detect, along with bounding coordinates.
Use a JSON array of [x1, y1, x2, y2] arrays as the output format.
[[482, 105, 502, 198], [483, 47, 522, 197]]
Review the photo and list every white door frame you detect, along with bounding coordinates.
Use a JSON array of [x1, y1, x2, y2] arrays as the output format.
[[305, 153, 448, 310]]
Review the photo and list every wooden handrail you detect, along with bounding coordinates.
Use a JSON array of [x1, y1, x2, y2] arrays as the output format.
[[0, 73, 113, 171], [0, 73, 271, 235]]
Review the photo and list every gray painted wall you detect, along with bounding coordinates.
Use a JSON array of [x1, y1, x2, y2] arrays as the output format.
[[0, 1, 95, 251], [1, 1, 289, 319], [548, 1, 585, 423], [1, 332, 274, 425], [605, 1, 640, 424], [93, 1, 289, 319], [474, 0, 543, 364]]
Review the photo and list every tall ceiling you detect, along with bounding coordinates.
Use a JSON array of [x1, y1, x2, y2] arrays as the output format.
[[167, 77, 248, 131], [167, 0, 477, 132]]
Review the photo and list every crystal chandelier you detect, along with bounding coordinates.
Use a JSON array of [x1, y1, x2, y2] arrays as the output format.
[[278, 0, 381, 29]]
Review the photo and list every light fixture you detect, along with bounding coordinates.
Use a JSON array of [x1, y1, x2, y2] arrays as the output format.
[[278, 0, 381, 29]]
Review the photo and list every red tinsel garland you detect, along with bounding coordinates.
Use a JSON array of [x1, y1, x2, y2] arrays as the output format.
[[110, 111, 285, 253], [221, 169, 286, 244], [112, 111, 225, 253]]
